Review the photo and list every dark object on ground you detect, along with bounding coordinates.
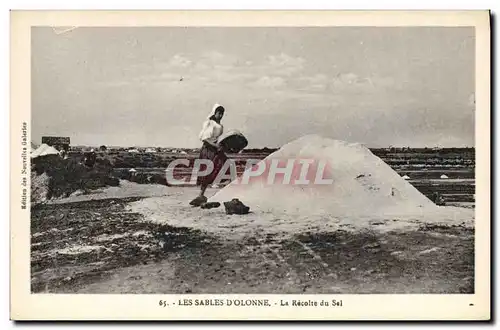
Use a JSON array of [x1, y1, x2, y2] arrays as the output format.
[[433, 192, 446, 206], [201, 202, 221, 209], [217, 130, 248, 153], [190, 195, 208, 207], [223, 198, 250, 215]]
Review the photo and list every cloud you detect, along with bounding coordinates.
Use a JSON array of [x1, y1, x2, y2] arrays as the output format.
[[267, 53, 305, 75], [99, 50, 397, 107], [334, 73, 361, 85], [268, 53, 305, 67], [252, 76, 286, 89], [105, 52, 307, 91], [294, 72, 373, 93], [168, 54, 192, 68], [299, 73, 328, 85], [98, 71, 184, 88], [186, 51, 247, 84], [327, 72, 397, 94], [202, 51, 230, 63], [331, 74, 367, 91], [295, 74, 328, 92], [197, 51, 238, 67]]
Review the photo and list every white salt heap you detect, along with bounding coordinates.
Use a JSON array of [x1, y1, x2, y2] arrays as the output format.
[[210, 135, 469, 220], [126, 135, 473, 238]]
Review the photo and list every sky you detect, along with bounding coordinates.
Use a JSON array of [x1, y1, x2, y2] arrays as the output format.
[[32, 27, 475, 148]]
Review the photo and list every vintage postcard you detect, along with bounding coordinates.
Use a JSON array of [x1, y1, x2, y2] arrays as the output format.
[[10, 10, 491, 320]]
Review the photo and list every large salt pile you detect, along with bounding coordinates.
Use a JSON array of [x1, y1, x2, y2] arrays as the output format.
[[210, 135, 469, 220]]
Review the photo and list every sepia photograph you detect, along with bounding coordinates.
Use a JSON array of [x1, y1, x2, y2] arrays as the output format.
[[10, 10, 491, 320]]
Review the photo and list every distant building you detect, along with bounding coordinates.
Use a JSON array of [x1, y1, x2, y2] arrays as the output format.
[[145, 147, 157, 153], [41, 136, 70, 151]]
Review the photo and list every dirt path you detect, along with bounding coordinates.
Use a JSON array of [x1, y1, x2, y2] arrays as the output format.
[[74, 226, 473, 294], [31, 193, 474, 294]]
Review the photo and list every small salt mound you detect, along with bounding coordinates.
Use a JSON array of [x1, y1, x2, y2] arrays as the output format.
[[211, 135, 438, 218]]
